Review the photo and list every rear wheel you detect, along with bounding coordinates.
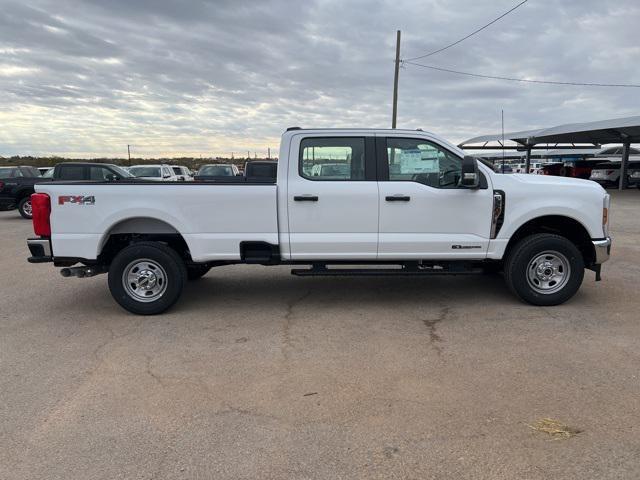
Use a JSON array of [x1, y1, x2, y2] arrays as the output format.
[[108, 242, 186, 315], [18, 197, 32, 219], [504, 234, 584, 306]]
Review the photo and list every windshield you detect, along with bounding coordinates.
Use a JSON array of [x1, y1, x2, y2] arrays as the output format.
[[129, 166, 161, 177], [199, 165, 233, 176], [42, 168, 54, 178], [109, 165, 133, 177]]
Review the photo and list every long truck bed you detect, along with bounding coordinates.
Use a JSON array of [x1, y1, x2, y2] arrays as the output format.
[[35, 181, 279, 261]]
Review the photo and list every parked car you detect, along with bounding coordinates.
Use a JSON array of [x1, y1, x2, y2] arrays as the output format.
[[493, 164, 513, 174], [171, 165, 193, 182], [528, 162, 543, 174], [194, 164, 240, 182], [128, 165, 180, 182], [0, 166, 42, 218], [27, 127, 611, 314], [0, 163, 131, 218], [629, 166, 640, 189], [589, 161, 640, 187], [541, 160, 602, 179]]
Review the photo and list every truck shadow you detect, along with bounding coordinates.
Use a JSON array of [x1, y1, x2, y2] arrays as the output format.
[[178, 267, 514, 314]]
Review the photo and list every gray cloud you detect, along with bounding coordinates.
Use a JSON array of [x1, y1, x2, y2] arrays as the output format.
[[0, 0, 639, 157]]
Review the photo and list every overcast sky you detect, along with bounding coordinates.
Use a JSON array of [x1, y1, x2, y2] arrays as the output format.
[[0, 0, 639, 158]]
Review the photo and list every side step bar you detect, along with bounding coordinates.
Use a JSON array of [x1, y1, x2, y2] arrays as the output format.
[[291, 263, 484, 277]]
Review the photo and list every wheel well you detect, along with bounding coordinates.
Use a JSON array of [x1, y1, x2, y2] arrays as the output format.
[[505, 215, 595, 266], [99, 218, 190, 264], [17, 188, 34, 200]]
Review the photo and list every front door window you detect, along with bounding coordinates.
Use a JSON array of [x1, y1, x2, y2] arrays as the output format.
[[387, 138, 462, 188]]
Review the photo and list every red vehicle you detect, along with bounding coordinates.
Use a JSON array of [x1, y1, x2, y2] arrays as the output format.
[[540, 160, 605, 179]]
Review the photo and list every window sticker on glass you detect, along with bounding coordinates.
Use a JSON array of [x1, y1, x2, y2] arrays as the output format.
[[399, 149, 439, 174]]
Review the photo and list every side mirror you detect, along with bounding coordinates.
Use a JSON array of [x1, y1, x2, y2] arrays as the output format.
[[459, 156, 480, 188]]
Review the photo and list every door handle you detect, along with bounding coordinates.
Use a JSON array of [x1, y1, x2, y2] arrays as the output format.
[[294, 195, 319, 202], [385, 195, 411, 202]]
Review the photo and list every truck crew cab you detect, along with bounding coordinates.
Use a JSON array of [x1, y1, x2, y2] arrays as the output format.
[[27, 128, 611, 314]]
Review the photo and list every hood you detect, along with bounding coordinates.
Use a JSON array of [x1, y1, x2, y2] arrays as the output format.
[[498, 173, 606, 192]]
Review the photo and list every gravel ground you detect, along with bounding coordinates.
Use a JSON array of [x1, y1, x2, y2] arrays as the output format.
[[1, 190, 639, 479]]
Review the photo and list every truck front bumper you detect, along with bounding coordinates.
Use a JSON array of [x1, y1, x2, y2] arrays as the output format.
[[593, 237, 612, 265], [27, 237, 53, 263]]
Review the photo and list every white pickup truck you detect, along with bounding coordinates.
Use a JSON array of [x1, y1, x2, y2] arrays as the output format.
[[27, 128, 611, 314]]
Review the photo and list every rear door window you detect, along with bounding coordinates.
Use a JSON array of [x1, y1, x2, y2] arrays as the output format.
[[299, 138, 365, 181], [58, 165, 86, 180]]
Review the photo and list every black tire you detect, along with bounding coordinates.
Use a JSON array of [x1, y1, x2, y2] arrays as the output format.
[[187, 264, 211, 280], [504, 233, 584, 306], [18, 197, 32, 219], [108, 241, 187, 315]]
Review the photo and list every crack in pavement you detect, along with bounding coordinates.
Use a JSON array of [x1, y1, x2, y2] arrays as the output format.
[[422, 306, 449, 356], [281, 290, 312, 362]]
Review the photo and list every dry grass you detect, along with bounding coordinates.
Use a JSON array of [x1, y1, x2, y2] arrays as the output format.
[[528, 418, 582, 439]]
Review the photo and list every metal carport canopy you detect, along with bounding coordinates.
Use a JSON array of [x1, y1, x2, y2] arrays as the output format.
[[459, 115, 640, 190]]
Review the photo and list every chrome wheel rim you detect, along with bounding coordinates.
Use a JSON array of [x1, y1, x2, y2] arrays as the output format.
[[526, 250, 571, 295], [23, 200, 32, 217], [122, 259, 167, 302]]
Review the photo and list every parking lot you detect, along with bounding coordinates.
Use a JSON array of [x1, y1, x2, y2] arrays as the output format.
[[0, 190, 638, 479]]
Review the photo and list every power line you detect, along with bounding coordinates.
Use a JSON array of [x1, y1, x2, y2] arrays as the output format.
[[402, 60, 640, 88], [404, 0, 528, 61]]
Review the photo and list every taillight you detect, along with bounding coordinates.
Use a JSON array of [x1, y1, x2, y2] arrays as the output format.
[[606, 170, 614, 175], [31, 193, 51, 237]]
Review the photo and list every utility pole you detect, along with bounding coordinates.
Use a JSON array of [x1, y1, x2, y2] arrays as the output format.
[[268, 147, 271, 159], [501, 109, 505, 174], [391, 30, 401, 128], [127, 144, 131, 166]]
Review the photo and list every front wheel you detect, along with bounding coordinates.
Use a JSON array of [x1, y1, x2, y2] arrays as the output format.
[[504, 234, 584, 306], [18, 197, 33, 219], [108, 242, 187, 315]]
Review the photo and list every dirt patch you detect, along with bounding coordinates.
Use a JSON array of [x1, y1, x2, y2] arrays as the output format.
[[528, 418, 582, 439]]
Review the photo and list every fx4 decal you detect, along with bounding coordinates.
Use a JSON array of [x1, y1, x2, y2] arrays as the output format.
[[58, 195, 96, 206], [451, 244, 482, 249]]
